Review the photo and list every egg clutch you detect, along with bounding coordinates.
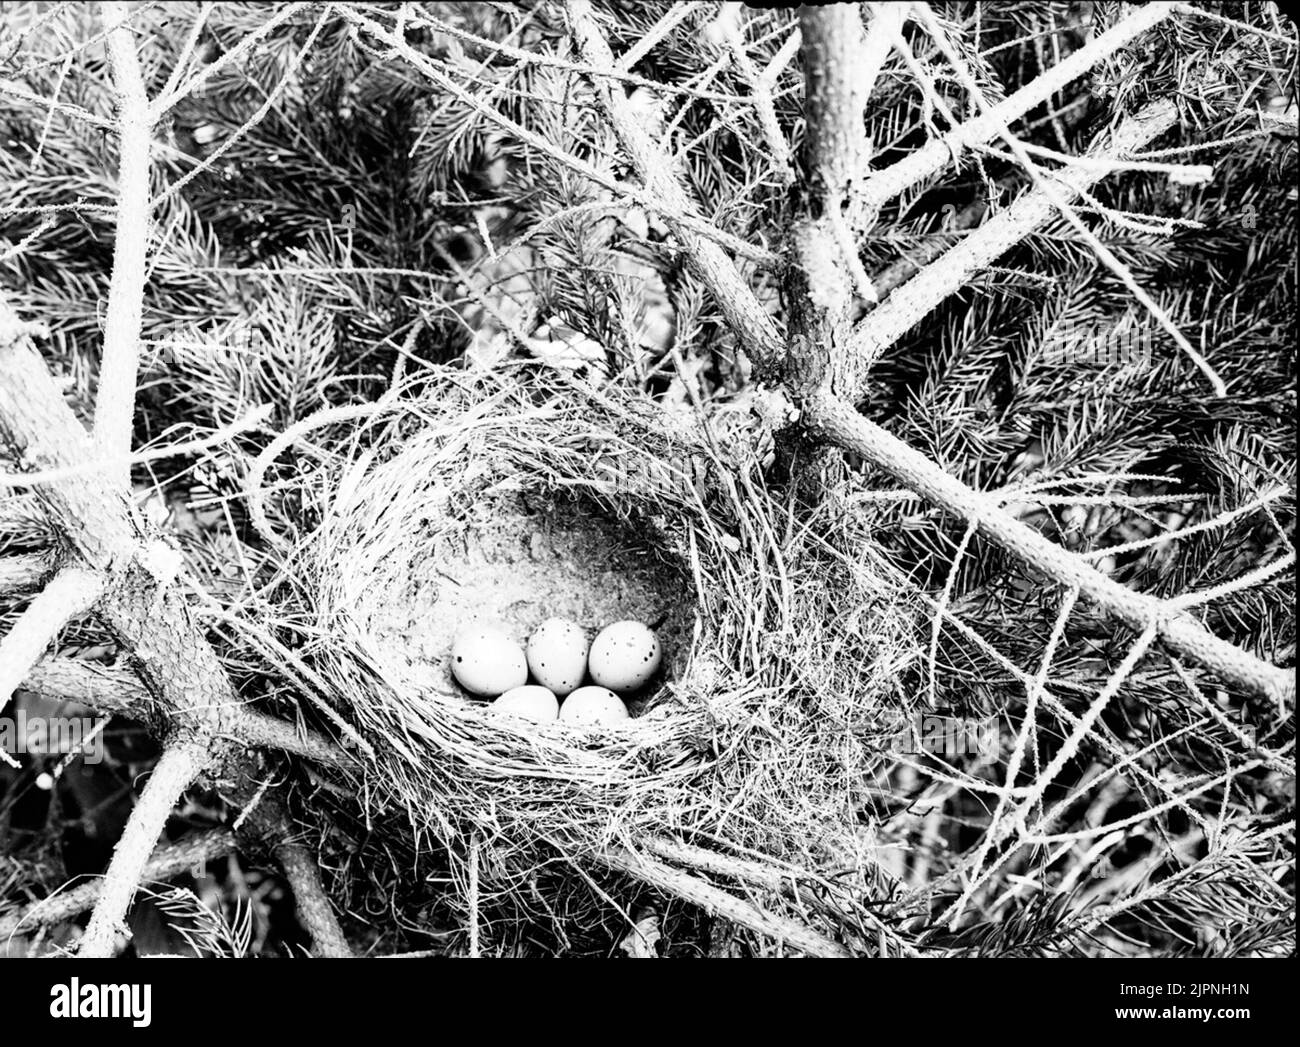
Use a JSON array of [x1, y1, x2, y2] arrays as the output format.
[[451, 617, 662, 725]]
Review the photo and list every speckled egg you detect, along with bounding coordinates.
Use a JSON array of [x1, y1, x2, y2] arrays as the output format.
[[559, 685, 629, 725], [526, 617, 589, 696], [450, 622, 527, 697], [489, 685, 559, 722], [588, 620, 661, 693]]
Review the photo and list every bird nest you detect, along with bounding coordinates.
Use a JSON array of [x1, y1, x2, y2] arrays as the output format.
[[269, 364, 918, 895]]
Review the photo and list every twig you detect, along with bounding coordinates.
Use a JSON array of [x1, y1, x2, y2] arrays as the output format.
[[225, 782, 353, 957], [150, 7, 333, 209], [79, 738, 213, 956], [855, 1, 1177, 217], [467, 833, 480, 958], [402, 5, 743, 103], [715, 3, 795, 183], [150, 2, 311, 117], [0, 829, 237, 945], [600, 847, 852, 958], [94, 1, 154, 486], [845, 90, 1186, 387], [0, 403, 275, 489], [271, 836, 353, 958], [944, 585, 1079, 929], [341, 5, 780, 268], [566, 0, 784, 370], [0, 551, 53, 597], [0, 567, 103, 713], [19, 658, 353, 770], [156, 2, 215, 105], [800, 390, 1294, 704], [909, 2, 1225, 394], [641, 835, 917, 955], [617, 2, 700, 71]]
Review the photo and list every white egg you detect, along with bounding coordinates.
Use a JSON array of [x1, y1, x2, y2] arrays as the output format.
[[526, 617, 589, 696], [588, 620, 661, 693], [450, 622, 527, 696], [559, 685, 630, 725], [489, 685, 559, 722]]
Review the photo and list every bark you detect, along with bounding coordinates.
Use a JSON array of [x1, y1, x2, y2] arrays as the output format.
[[0, 567, 102, 709], [95, 0, 153, 483], [77, 738, 212, 956], [20, 658, 352, 769]]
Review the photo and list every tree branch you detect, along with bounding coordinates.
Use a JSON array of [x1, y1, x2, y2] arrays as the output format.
[[1, 304, 356, 955], [855, 1, 1177, 219], [0, 304, 245, 740], [909, 1, 1225, 394], [19, 658, 354, 770], [226, 782, 353, 957], [95, 1, 154, 485], [0, 566, 102, 712], [270, 836, 354, 958], [600, 847, 852, 958], [78, 737, 211, 956], [800, 389, 1295, 704], [846, 83, 1185, 387], [556, 13, 1289, 704], [567, 0, 785, 371], [0, 550, 54, 597], [0, 829, 236, 946]]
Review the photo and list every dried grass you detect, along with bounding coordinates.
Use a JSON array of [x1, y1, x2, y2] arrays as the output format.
[[262, 362, 921, 917]]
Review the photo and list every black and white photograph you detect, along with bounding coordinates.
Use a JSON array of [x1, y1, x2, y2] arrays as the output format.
[[0, 0, 1294, 995]]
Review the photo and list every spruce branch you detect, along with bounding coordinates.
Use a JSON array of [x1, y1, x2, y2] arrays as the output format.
[[227, 785, 353, 958], [340, 4, 781, 267], [909, 1, 1227, 395], [715, 3, 797, 185], [846, 87, 1188, 384], [855, 1, 1177, 219], [272, 837, 353, 958], [616, 2, 702, 72], [601, 847, 852, 958], [0, 566, 103, 713], [399, 6, 746, 104], [19, 658, 353, 770], [0, 829, 237, 944], [1, 304, 354, 954], [556, 6, 1290, 705], [642, 835, 918, 956], [0, 304, 244, 738], [0, 550, 54, 597], [149, 2, 312, 117], [799, 389, 1294, 705], [94, 1, 153, 486], [78, 737, 212, 956], [566, 0, 784, 371]]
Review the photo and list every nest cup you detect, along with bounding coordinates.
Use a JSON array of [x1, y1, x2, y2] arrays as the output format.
[[284, 365, 915, 892]]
